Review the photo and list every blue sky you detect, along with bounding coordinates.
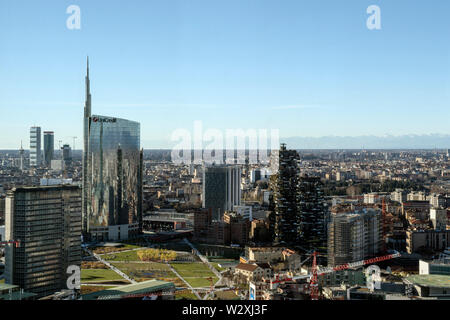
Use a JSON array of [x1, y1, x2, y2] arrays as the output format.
[[0, 0, 449, 149]]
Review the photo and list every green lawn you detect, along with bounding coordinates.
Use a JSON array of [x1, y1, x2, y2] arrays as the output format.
[[211, 263, 226, 272], [81, 269, 125, 283], [170, 262, 216, 277], [183, 277, 217, 288], [102, 250, 139, 261], [111, 262, 176, 282], [170, 262, 218, 287], [214, 290, 240, 300], [175, 290, 199, 300]]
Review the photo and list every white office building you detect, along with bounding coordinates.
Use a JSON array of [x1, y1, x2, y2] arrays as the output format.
[[29, 126, 41, 167], [430, 208, 448, 231], [234, 205, 253, 221]]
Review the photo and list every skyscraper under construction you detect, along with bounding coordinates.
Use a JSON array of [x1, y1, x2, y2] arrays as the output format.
[[327, 209, 382, 267]]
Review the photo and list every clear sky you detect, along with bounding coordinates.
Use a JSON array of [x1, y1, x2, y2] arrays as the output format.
[[0, 0, 449, 149]]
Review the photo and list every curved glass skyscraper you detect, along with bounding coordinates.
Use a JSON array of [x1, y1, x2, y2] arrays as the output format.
[[82, 59, 143, 241], [87, 115, 141, 227]]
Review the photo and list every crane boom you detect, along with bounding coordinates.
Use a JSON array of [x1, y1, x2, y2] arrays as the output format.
[[0, 240, 20, 247], [317, 251, 401, 275], [264, 250, 401, 300]]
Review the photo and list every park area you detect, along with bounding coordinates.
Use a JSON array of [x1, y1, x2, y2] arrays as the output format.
[[81, 269, 129, 284], [101, 250, 140, 261], [110, 262, 185, 287], [170, 262, 218, 288], [80, 239, 228, 297]]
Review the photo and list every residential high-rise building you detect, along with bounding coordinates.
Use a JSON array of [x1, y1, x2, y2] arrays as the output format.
[[29, 126, 41, 167], [62, 144, 72, 166], [390, 189, 407, 203], [270, 143, 300, 246], [298, 175, 327, 250], [202, 164, 242, 221], [82, 59, 143, 241], [327, 209, 382, 267], [430, 208, 447, 231], [4, 185, 82, 298], [43, 131, 54, 167], [429, 193, 446, 209], [234, 205, 253, 221]]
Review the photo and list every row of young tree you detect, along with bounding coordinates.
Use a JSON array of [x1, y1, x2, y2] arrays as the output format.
[[137, 248, 177, 262]]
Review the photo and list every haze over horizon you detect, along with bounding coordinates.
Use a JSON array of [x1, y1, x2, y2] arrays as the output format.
[[1, 1, 450, 149]]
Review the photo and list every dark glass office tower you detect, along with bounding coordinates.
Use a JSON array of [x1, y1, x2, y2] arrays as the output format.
[[62, 144, 72, 166], [202, 165, 242, 221], [43, 131, 54, 167]]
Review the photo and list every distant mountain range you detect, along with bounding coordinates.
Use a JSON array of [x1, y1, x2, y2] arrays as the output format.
[[140, 134, 450, 150], [282, 134, 450, 149], [2, 133, 450, 151]]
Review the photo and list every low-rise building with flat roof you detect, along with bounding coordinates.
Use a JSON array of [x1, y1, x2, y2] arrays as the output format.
[[0, 283, 37, 300], [82, 279, 175, 300], [404, 274, 450, 298]]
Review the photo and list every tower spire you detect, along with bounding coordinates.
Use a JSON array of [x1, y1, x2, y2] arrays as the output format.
[[84, 56, 91, 118], [82, 56, 92, 236]]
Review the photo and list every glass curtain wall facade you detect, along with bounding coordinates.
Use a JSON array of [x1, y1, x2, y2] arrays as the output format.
[[202, 165, 242, 221], [85, 115, 141, 236]]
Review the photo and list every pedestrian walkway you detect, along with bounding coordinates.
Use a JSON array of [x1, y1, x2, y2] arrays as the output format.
[[183, 238, 225, 300], [165, 262, 202, 300], [84, 248, 137, 284]]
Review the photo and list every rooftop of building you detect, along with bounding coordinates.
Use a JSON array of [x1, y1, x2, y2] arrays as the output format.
[[0, 283, 37, 300], [405, 274, 450, 288], [255, 263, 271, 269], [90, 114, 140, 126], [235, 263, 259, 272], [0, 283, 18, 291], [8, 184, 80, 193], [82, 279, 175, 300], [247, 247, 284, 252], [424, 258, 450, 265]]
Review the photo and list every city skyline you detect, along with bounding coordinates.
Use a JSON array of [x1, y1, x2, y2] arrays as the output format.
[[1, 1, 450, 149]]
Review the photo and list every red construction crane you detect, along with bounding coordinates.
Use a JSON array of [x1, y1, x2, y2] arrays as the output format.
[[309, 252, 319, 300], [269, 250, 401, 300], [0, 240, 20, 248], [306, 251, 401, 300]]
